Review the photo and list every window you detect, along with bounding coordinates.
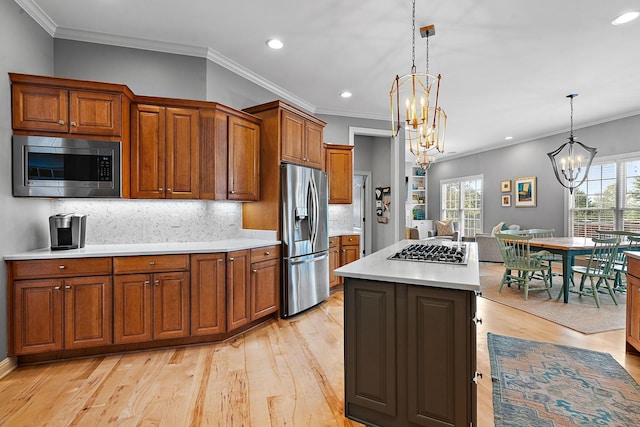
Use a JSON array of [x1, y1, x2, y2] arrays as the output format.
[[570, 155, 640, 237], [441, 175, 483, 237]]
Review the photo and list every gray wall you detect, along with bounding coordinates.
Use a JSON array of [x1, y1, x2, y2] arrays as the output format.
[[427, 114, 640, 236], [0, 2, 55, 361]]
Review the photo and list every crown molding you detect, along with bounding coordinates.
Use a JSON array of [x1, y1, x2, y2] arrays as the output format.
[[15, 0, 55, 36], [315, 106, 389, 122]]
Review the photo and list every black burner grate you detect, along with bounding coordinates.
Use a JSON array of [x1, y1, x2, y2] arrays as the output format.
[[387, 242, 468, 265]]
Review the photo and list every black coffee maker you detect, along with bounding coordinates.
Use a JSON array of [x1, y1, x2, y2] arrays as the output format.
[[49, 213, 86, 250]]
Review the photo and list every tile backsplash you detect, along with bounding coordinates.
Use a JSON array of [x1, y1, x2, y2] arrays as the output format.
[[53, 199, 245, 244], [53, 199, 353, 245]]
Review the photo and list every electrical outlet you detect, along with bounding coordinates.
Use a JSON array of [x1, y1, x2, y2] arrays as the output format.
[[170, 214, 180, 228], [227, 214, 235, 226]]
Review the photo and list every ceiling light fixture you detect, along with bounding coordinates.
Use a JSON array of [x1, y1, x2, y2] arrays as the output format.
[[612, 11, 639, 25], [505, 136, 513, 141], [340, 91, 352, 98], [547, 94, 597, 194], [390, 0, 446, 171], [266, 39, 283, 49]]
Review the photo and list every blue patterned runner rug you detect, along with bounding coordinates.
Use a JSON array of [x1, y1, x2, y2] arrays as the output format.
[[487, 333, 640, 426]]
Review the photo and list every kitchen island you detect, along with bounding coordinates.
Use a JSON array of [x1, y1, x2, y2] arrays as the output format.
[[335, 239, 480, 427]]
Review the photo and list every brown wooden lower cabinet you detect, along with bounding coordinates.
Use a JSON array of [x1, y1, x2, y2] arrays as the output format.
[[330, 234, 360, 289], [12, 275, 113, 355], [7, 244, 280, 360], [344, 278, 477, 427], [627, 257, 640, 353], [329, 237, 341, 288]]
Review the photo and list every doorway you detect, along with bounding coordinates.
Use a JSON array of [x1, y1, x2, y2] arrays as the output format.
[[352, 172, 371, 257]]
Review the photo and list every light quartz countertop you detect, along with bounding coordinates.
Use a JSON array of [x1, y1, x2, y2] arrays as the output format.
[[334, 239, 480, 292], [3, 239, 281, 261], [626, 251, 640, 261]]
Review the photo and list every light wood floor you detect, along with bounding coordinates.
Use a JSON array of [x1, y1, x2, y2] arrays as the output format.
[[2, 264, 640, 426]]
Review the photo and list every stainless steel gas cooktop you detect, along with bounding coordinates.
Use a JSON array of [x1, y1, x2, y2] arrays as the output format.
[[387, 242, 468, 265]]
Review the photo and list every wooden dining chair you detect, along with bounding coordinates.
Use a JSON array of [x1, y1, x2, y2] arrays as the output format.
[[563, 236, 621, 308], [495, 233, 552, 300], [527, 228, 562, 286], [595, 231, 640, 292]]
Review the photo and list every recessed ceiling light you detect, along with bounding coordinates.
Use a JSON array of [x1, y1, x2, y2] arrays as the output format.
[[266, 39, 283, 49], [340, 91, 352, 98], [505, 136, 513, 140], [612, 11, 639, 25]]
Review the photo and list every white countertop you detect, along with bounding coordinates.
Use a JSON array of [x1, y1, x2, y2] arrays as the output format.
[[626, 251, 640, 261], [334, 239, 480, 292], [3, 239, 281, 261]]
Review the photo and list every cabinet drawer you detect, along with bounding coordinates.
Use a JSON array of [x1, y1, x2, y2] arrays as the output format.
[[329, 237, 339, 248], [113, 254, 189, 274], [341, 235, 360, 246], [10, 257, 112, 280], [250, 245, 280, 263]]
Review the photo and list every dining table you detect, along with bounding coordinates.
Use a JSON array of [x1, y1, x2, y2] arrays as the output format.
[[527, 236, 596, 303]]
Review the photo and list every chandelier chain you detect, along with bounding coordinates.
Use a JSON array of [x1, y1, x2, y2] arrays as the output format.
[[411, 0, 416, 72]]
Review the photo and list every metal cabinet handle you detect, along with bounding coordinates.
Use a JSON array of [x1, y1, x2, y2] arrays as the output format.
[[265, 251, 270, 255], [58, 120, 65, 125], [70, 121, 77, 127], [154, 280, 160, 285], [59, 265, 65, 270], [149, 261, 155, 265], [252, 269, 258, 273], [231, 190, 235, 194], [144, 281, 150, 285], [217, 259, 223, 263], [54, 286, 61, 290], [65, 285, 71, 290], [158, 188, 163, 192], [229, 257, 235, 262], [167, 188, 172, 193]]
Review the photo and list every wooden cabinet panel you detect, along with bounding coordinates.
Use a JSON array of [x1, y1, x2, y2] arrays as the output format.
[[152, 272, 190, 340], [304, 120, 324, 169], [341, 235, 360, 266], [114, 274, 152, 344], [228, 115, 260, 201], [227, 250, 251, 331], [12, 84, 68, 133], [250, 259, 279, 320], [69, 91, 121, 136], [325, 144, 353, 204], [199, 109, 228, 200], [11, 257, 112, 280], [113, 254, 189, 275], [131, 104, 166, 199], [281, 110, 305, 164], [13, 279, 64, 355], [345, 280, 397, 417], [166, 107, 199, 198], [191, 254, 226, 336], [63, 275, 113, 349], [627, 258, 640, 353], [329, 241, 341, 289]]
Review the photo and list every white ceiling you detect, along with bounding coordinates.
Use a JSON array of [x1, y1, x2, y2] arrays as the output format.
[[16, 0, 640, 158]]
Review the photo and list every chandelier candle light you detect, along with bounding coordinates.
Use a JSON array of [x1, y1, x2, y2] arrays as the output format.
[[390, 0, 446, 170], [547, 94, 597, 194]]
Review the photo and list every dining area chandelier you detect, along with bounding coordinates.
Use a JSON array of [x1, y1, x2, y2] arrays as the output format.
[[390, 0, 446, 171], [547, 94, 597, 194]]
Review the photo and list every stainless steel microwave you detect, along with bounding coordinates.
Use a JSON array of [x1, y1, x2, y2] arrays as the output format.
[[12, 135, 121, 198]]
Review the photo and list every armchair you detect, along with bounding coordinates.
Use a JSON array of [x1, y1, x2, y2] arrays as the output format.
[[427, 220, 459, 241]]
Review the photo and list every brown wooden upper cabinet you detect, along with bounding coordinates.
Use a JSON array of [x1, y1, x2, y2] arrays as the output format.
[[324, 143, 354, 204], [281, 110, 324, 169], [200, 107, 260, 201], [10, 73, 130, 138], [131, 104, 199, 199]]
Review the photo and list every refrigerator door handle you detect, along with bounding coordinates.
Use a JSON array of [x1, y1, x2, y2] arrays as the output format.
[[308, 177, 319, 249], [289, 252, 328, 265]]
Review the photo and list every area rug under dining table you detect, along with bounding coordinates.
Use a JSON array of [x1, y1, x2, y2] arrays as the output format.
[[479, 265, 626, 334], [488, 333, 640, 426]]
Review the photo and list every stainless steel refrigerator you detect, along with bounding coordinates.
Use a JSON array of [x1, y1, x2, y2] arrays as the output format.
[[281, 163, 330, 317]]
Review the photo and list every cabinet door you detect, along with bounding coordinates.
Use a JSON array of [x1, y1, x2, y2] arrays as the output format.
[[131, 104, 166, 199], [69, 90, 122, 136], [191, 254, 226, 336], [114, 274, 152, 344], [199, 109, 228, 200], [12, 84, 69, 133], [227, 250, 251, 330], [345, 279, 397, 417], [13, 279, 64, 355], [64, 275, 113, 349], [304, 120, 324, 169], [326, 145, 353, 204], [342, 245, 360, 266], [166, 107, 199, 198], [627, 274, 640, 350], [329, 243, 341, 288], [406, 286, 474, 426], [153, 272, 190, 340], [250, 258, 280, 320], [228, 115, 260, 201], [281, 110, 305, 164]]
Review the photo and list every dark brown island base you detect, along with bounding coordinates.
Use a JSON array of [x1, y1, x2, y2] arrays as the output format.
[[335, 239, 481, 427]]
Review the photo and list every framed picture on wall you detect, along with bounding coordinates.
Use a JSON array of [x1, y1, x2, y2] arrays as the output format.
[[500, 179, 511, 193], [515, 176, 537, 207], [501, 194, 511, 207]]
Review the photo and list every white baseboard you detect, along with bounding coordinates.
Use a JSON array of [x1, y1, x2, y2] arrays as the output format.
[[0, 357, 17, 379]]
